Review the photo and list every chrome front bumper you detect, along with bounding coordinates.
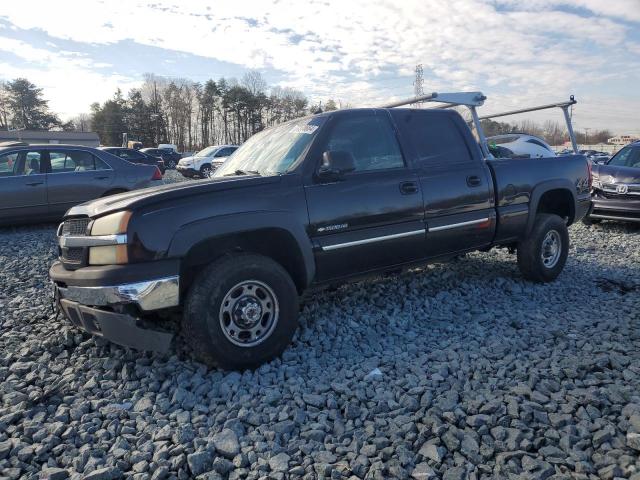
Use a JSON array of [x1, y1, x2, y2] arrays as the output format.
[[56, 275, 180, 311]]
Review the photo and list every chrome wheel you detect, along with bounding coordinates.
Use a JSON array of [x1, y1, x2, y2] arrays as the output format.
[[219, 280, 279, 347], [541, 230, 561, 268]]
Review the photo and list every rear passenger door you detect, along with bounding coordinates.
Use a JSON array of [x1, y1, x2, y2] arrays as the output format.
[[45, 149, 115, 216], [0, 149, 48, 223], [391, 110, 495, 257]]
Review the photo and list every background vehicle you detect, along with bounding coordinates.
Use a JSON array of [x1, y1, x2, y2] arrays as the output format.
[[158, 143, 178, 152], [140, 147, 182, 169], [487, 134, 556, 158], [127, 141, 143, 150], [0, 144, 162, 225], [176, 145, 238, 178], [582, 150, 610, 164], [585, 141, 640, 224], [50, 92, 590, 370], [100, 147, 166, 174]]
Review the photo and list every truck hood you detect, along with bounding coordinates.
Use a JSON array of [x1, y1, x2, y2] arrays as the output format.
[[593, 164, 640, 184], [66, 175, 280, 218]]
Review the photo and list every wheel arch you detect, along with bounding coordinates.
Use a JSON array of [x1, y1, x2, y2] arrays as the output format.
[[170, 214, 315, 295], [527, 180, 577, 234]]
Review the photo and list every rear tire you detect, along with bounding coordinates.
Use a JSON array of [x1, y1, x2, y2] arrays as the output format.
[[166, 159, 177, 169], [183, 254, 299, 370], [517, 214, 569, 283]]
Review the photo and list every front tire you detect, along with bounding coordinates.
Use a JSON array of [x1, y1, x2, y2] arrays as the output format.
[[183, 254, 299, 370], [200, 165, 212, 178], [166, 159, 177, 169], [517, 214, 569, 283]]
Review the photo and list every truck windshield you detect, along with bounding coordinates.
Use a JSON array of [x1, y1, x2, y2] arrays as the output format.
[[213, 116, 326, 177]]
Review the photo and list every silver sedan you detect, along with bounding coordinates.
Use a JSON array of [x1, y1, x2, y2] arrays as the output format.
[[0, 143, 163, 225]]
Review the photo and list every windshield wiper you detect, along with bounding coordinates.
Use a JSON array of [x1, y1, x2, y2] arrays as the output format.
[[224, 169, 261, 177]]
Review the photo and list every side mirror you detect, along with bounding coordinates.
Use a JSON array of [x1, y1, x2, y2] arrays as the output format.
[[317, 150, 355, 180]]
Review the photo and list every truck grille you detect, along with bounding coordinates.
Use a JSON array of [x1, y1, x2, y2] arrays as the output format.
[[599, 183, 640, 199], [61, 218, 90, 236], [62, 247, 85, 263], [59, 217, 91, 267]]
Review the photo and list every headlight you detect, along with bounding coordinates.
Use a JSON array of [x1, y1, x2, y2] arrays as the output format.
[[592, 179, 602, 189], [91, 211, 131, 236], [89, 211, 130, 265], [89, 245, 128, 265]]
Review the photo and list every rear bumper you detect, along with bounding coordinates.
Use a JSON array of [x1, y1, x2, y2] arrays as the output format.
[[50, 260, 179, 352], [589, 195, 640, 222]]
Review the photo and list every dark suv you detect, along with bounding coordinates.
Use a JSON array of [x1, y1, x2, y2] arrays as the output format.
[[141, 148, 182, 169], [585, 141, 640, 224]]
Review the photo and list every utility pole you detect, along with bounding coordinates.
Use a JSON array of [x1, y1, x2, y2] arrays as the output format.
[[413, 64, 424, 107], [584, 127, 591, 145]]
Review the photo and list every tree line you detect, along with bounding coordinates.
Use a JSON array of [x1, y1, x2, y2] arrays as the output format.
[[480, 118, 612, 146], [88, 72, 338, 151], [0, 72, 338, 151], [1, 75, 613, 150]]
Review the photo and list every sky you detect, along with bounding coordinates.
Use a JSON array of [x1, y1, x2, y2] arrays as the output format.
[[0, 0, 638, 134]]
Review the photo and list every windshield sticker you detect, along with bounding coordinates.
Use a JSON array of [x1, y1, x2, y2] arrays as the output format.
[[289, 124, 319, 135]]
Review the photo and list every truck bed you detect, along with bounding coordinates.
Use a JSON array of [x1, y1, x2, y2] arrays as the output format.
[[487, 154, 591, 244]]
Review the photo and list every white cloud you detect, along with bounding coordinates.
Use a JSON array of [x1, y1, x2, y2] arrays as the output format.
[[0, 37, 140, 116], [0, 0, 638, 131]]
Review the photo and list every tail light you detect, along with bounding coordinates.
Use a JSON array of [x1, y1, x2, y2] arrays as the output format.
[[151, 167, 162, 180]]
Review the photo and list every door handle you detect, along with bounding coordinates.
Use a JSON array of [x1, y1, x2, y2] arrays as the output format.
[[399, 181, 419, 195], [95, 176, 109, 180], [25, 181, 44, 186], [466, 175, 482, 187]]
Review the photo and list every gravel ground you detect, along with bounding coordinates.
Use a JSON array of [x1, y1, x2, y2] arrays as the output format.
[[1, 179, 639, 479]]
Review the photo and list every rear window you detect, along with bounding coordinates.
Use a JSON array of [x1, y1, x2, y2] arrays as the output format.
[[392, 110, 473, 167], [491, 135, 521, 145]]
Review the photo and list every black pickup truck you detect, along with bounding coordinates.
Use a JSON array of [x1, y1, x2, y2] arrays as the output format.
[[50, 107, 591, 369]]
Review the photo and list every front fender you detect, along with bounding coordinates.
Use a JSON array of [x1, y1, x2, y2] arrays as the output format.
[[167, 211, 315, 286]]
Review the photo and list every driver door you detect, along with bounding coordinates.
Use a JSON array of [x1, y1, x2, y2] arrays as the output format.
[[304, 111, 425, 281]]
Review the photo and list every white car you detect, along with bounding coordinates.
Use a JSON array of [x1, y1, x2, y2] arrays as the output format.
[[176, 145, 239, 178], [487, 134, 556, 158]]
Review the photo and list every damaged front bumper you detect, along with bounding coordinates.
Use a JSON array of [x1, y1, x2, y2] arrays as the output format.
[[50, 261, 179, 353]]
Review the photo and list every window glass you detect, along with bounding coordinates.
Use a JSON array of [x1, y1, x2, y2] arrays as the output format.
[[95, 157, 110, 170], [214, 116, 326, 177], [217, 147, 236, 157], [526, 139, 548, 148], [323, 114, 404, 172], [50, 150, 98, 172], [121, 150, 144, 160], [393, 111, 472, 167], [195, 146, 218, 157], [0, 152, 20, 177], [608, 147, 640, 168], [22, 151, 42, 175]]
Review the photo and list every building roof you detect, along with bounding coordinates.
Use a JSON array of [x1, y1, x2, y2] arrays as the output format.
[[0, 130, 99, 141]]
